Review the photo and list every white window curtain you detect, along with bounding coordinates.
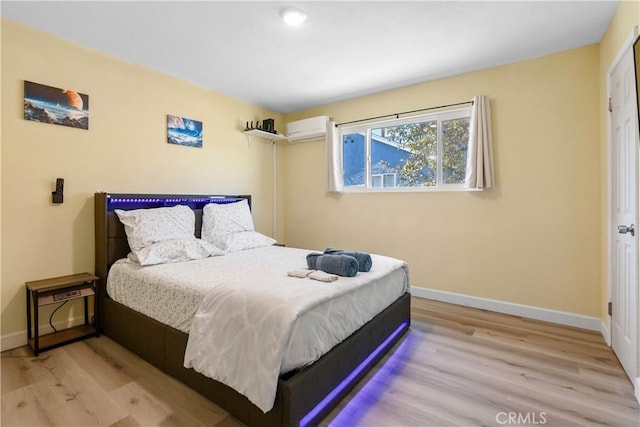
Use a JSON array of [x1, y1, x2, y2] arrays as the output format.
[[326, 120, 344, 192], [465, 95, 495, 189]]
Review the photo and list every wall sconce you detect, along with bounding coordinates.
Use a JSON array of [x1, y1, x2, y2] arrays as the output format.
[[52, 178, 64, 203]]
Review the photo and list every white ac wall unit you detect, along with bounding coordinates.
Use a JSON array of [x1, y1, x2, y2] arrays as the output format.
[[286, 116, 330, 143]]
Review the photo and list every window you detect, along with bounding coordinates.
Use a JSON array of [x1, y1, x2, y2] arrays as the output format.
[[341, 108, 470, 191]]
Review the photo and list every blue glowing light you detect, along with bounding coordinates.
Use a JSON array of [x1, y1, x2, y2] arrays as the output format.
[[106, 195, 245, 211], [299, 319, 409, 427], [327, 330, 416, 426]]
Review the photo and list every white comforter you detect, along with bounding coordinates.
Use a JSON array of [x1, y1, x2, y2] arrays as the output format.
[[182, 247, 409, 413]]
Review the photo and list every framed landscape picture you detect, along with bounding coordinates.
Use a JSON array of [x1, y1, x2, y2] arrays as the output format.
[[23, 81, 89, 130], [167, 114, 203, 148]]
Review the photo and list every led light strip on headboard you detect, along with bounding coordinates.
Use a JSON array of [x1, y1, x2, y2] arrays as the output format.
[[105, 195, 248, 211]]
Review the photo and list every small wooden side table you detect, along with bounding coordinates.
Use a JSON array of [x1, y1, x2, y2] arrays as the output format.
[[26, 272, 99, 356]]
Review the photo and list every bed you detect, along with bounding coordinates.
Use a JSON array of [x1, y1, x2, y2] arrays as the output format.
[[94, 192, 411, 426]]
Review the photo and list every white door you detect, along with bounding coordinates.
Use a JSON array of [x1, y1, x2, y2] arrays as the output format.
[[610, 45, 638, 383]]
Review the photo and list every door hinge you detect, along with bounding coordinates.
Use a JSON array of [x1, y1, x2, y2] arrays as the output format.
[[608, 301, 612, 316], [609, 97, 613, 112]]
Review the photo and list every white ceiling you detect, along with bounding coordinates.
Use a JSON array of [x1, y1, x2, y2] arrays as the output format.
[[1, 1, 618, 113]]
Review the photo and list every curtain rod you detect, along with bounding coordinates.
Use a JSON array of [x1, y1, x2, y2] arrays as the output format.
[[334, 100, 474, 127]]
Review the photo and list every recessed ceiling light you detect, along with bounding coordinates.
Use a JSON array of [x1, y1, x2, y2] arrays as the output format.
[[281, 7, 307, 26]]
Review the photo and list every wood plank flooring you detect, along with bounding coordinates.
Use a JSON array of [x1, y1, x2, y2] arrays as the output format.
[[2, 298, 638, 426]]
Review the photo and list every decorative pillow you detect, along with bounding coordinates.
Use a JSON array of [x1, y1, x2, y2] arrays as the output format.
[[115, 205, 196, 253], [127, 238, 227, 266], [222, 231, 277, 253], [201, 199, 254, 245]]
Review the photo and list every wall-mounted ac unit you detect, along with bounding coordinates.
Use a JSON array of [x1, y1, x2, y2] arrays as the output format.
[[286, 116, 330, 143]]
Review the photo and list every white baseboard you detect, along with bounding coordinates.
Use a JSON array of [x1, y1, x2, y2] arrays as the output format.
[[1, 330, 28, 352], [1, 316, 87, 352], [411, 286, 602, 332], [600, 319, 611, 346]]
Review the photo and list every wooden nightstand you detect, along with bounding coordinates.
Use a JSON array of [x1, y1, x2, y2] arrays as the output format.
[[26, 273, 99, 356]]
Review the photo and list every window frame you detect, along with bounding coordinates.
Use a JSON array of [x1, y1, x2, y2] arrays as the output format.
[[340, 107, 475, 193]]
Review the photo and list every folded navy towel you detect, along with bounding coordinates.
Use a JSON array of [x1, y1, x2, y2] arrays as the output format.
[[306, 253, 359, 277], [324, 248, 372, 272]]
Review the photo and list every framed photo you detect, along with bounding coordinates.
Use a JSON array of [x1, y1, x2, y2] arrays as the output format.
[[23, 81, 89, 130], [167, 114, 202, 148]]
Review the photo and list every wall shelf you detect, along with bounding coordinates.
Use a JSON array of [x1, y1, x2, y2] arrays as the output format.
[[244, 129, 287, 146]]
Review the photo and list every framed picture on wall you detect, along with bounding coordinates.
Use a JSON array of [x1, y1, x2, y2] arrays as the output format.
[[167, 114, 203, 148], [23, 81, 89, 130]]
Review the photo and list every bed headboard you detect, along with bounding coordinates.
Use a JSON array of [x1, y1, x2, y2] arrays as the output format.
[[94, 192, 251, 312]]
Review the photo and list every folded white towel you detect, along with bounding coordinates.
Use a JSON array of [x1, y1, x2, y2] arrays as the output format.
[[287, 269, 314, 278], [309, 270, 338, 282]]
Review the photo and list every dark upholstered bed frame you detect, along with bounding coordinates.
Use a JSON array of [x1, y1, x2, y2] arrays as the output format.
[[94, 192, 411, 426]]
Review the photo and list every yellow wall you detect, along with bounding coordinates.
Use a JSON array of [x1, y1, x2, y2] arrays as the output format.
[[0, 19, 284, 340], [282, 45, 602, 317]]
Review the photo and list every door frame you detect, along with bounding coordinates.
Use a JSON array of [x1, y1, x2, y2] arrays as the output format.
[[606, 26, 640, 403]]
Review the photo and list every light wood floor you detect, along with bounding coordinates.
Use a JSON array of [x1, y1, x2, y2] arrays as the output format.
[[2, 298, 638, 426]]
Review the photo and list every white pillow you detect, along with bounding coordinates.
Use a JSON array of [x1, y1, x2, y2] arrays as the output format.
[[223, 231, 277, 253], [202, 199, 254, 246], [115, 205, 196, 253], [127, 238, 227, 266]]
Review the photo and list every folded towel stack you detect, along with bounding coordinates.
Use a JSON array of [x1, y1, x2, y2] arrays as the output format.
[[324, 248, 373, 272], [306, 253, 359, 277], [308, 270, 338, 282], [287, 269, 314, 278], [287, 269, 338, 282]]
